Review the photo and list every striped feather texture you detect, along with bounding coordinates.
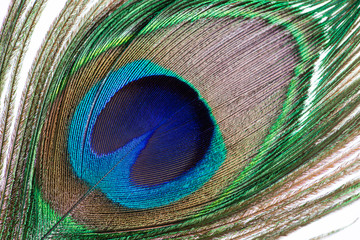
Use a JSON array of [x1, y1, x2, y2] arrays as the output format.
[[1, 0, 360, 239]]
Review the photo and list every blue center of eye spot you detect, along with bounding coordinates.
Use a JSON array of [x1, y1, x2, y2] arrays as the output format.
[[91, 75, 215, 187], [68, 60, 226, 209]]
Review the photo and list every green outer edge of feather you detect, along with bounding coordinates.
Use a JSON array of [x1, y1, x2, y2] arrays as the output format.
[[28, 0, 344, 238], [51, 0, 314, 100], [30, 187, 91, 237], [32, 0, 323, 236]]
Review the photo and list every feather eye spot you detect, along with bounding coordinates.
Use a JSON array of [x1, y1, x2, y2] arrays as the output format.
[[67, 61, 226, 209], [90, 75, 215, 187]]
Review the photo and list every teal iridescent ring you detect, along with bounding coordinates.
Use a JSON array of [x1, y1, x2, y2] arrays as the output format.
[[68, 60, 226, 209]]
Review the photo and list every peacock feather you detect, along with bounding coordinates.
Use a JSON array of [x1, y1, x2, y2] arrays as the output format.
[[1, 0, 360, 239]]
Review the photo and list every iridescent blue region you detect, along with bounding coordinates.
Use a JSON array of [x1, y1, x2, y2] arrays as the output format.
[[68, 60, 226, 209], [91, 75, 215, 186]]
